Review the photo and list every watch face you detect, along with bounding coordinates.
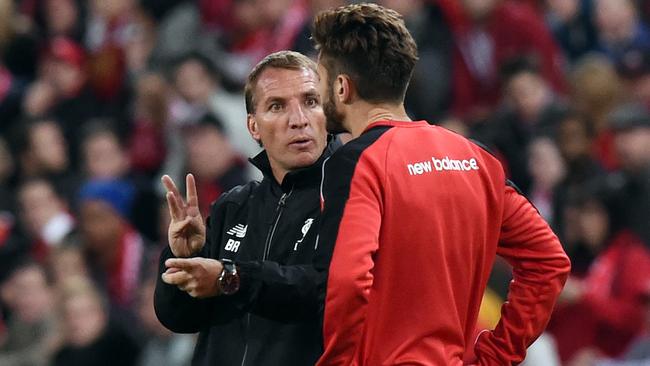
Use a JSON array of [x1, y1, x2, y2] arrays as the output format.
[[220, 267, 240, 295]]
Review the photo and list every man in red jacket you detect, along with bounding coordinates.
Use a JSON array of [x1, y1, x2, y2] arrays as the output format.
[[311, 3, 571, 365]]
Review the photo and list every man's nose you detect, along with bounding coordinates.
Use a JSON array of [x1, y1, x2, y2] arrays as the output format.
[[288, 102, 309, 129]]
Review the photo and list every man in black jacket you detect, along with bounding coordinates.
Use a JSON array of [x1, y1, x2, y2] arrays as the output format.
[[154, 51, 332, 365]]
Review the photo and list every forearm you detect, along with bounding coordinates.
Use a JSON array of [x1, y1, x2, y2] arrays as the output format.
[[154, 247, 212, 333], [236, 261, 323, 321], [475, 186, 570, 364]]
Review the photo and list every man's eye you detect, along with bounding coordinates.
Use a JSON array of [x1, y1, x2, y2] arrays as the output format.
[[306, 98, 319, 107], [270, 103, 282, 112]]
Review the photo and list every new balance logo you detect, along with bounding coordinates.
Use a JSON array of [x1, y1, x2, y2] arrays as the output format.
[[407, 156, 479, 176], [226, 224, 247, 238]]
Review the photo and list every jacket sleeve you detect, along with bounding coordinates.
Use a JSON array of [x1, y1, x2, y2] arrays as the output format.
[[154, 198, 244, 333], [234, 260, 324, 320], [316, 152, 383, 366], [474, 184, 571, 365]]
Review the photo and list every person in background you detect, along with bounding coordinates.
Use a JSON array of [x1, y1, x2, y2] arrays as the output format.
[[14, 118, 79, 202], [81, 121, 159, 242], [0, 260, 59, 366], [548, 189, 650, 363], [603, 103, 650, 246], [527, 136, 566, 226], [169, 52, 260, 165], [472, 57, 566, 194], [136, 275, 193, 366], [77, 179, 148, 312], [52, 275, 140, 366], [181, 116, 248, 218], [17, 178, 76, 261]]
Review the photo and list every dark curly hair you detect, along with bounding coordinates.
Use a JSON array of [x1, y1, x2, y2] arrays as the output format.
[[312, 3, 418, 104]]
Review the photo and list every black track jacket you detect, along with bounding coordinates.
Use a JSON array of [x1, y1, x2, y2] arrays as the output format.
[[154, 142, 337, 366]]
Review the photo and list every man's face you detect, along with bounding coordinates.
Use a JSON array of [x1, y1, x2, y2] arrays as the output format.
[[614, 126, 650, 172], [248, 67, 327, 177], [30, 121, 68, 172], [317, 63, 347, 134], [83, 133, 129, 179]]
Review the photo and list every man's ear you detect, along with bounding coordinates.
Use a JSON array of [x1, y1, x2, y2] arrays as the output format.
[[247, 114, 261, 143], [337, 75, 354, 104]]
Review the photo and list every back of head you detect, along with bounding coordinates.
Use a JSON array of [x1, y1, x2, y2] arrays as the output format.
[[312, 3, 419, 104]]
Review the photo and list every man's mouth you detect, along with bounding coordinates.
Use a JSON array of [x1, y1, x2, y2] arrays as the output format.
[[289, 137, 314, 149]]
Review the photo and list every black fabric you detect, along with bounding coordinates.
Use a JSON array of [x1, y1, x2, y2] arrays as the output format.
[[52, 323, 141, 366], [314, 126, 392, 315], [154, 140, 339, 366]]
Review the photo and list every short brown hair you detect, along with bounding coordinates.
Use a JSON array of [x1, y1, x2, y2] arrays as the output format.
[[244, 51, 318, 114], [312, 3, 418, 104]]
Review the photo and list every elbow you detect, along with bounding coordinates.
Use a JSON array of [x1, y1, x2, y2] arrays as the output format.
[[154, 299, 201, 334], [153, 288, 202, 334]]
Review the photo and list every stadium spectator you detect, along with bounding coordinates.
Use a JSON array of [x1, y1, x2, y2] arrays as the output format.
[[169, 52, 260, 163], [548, 189, 650, 362], [472, 58, 566, 193], [14, 118, 80, 203], [136, 276, 193, 366], [52, 275, 140, 366], [569, 54, 623, 170], [545, 0, 599, 62], [77, 179, 147, 311], [0, 260, 58, 366], [17, 178, 76, 261], [437, 0, 566, 121], [594, 0, 650, 64]]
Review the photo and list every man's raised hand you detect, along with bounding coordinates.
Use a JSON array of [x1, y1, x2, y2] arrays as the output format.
[[162, 174, 206, 257]]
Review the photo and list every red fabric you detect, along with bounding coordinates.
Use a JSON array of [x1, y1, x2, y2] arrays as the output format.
[[108, 225, 144, 308], [197, 180, 224, 219], [437, 0, 566, 120], [592, 129, 620, 171], [128, 119, 166, 174], [0, 67, 12, 102], [198, 0, 234, 31], [47, 37, 86, 69], [228, 0, 308, 63], [318, 121, 570, 365], [548, 230, 650, 361]]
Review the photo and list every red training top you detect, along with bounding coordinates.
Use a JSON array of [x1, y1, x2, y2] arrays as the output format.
[[316, 120, 571, 366]]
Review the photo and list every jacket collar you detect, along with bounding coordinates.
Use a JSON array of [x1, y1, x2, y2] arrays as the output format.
[[249, 136, 339, 193]]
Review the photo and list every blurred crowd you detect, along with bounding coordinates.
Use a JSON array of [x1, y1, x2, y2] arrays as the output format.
[[0, 0, 648, 365]]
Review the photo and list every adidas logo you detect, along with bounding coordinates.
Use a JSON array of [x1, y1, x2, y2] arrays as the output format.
[[226, 224, 247, 238]]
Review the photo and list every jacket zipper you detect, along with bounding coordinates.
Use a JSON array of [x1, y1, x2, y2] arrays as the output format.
[[240, 187, 292, 366], [263, 188, 292, 260], [240, 314, 250, 366]]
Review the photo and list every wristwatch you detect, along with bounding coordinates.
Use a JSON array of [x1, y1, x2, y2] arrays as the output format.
[[218, 259, 240, 295]]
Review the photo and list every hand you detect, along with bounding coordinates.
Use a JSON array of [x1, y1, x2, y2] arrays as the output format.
[[161, 257, 224, 298], [162, 174, 206, 257]]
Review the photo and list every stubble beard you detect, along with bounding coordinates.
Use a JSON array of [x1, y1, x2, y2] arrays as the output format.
[[323, 83, 347, 134]]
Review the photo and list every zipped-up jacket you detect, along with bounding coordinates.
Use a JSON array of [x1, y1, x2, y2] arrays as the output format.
[[154, 142, 337, 366]]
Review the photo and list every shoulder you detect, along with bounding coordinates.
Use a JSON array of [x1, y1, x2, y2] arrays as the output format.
[[208, 181, 261, 213]]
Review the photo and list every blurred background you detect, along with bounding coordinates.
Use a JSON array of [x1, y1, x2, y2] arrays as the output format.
[[0, 0, 648, 365]]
